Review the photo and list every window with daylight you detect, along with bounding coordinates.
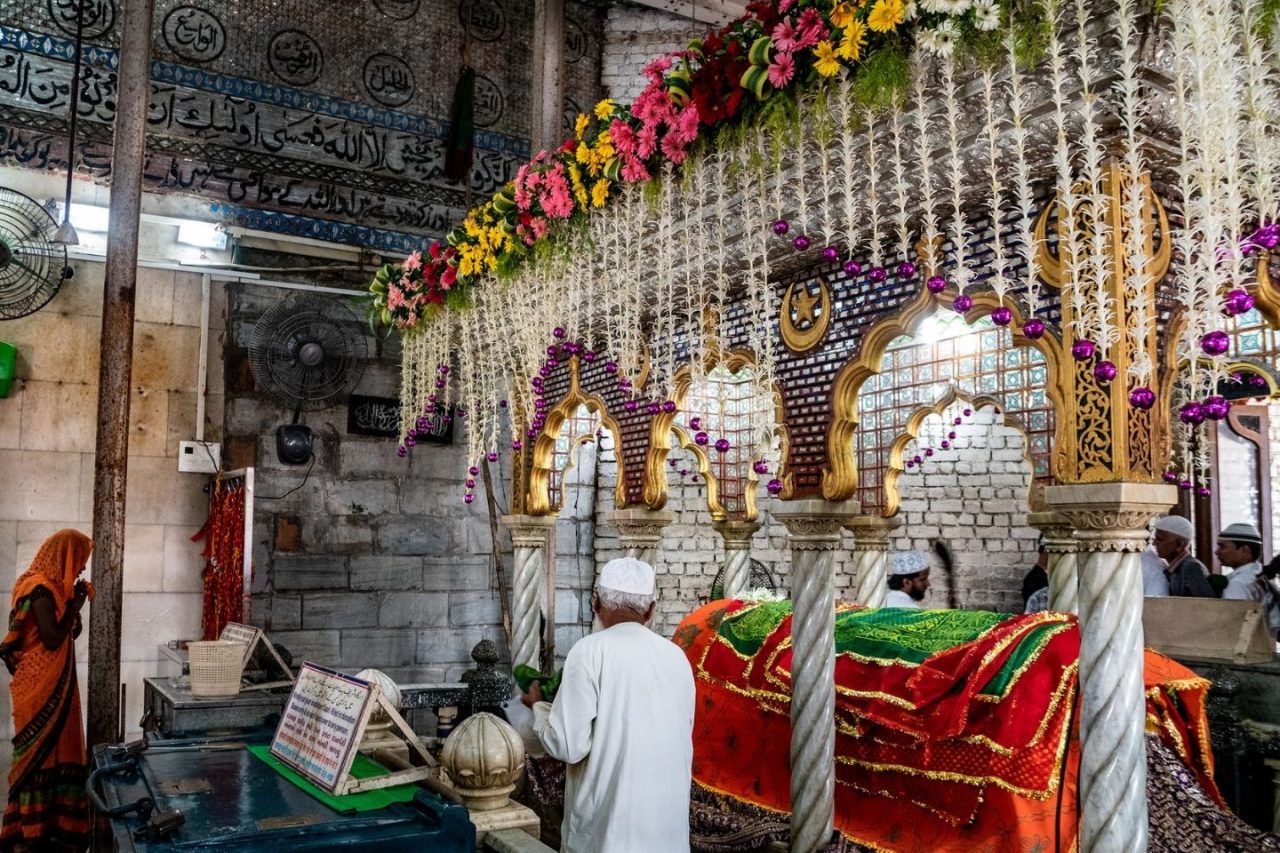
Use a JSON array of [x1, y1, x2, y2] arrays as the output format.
[[855, 312, 1054, 515], [547, 403, 601, 512]]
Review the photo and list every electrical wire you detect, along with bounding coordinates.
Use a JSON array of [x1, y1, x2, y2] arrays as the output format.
[[257, 456, 316, 501]]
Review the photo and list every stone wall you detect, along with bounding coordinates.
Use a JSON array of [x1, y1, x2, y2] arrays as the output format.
[[0, 260, 220, 737], [601, 3, 707, 104]]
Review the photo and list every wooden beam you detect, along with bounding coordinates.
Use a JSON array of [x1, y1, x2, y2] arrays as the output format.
[[622, 0, 748, 26]]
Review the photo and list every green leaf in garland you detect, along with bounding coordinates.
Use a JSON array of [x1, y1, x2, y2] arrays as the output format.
[[667, 68, 693, 106], [741, 64, 772, 101], [748, 35, 773, 67]]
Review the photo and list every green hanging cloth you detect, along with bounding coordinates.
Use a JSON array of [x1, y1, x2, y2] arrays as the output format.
[[443, 66, 475, 184]]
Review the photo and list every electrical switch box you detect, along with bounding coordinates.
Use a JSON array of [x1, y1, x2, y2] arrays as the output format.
[[178, 440, 222, 474]]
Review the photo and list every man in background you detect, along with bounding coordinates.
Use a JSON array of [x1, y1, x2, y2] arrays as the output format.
[[886, 551, 931, 609], [1152, 515, 1215, 597]]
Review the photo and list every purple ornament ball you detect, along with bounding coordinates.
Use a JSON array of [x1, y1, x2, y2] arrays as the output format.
[[926, 275, 947, 294], [1203, 395, 1230, 420], [869, 266, 888, 283], [912, 455, 923, 464], [405, 434, 417, 447], [1224, 288, 1255, 317], [396, 445, 407, 457], [416, 416, 429, 431], [1179, 401, 1205, 424], [435, 378, 447, 389], [464, 493, 475, 504], [679, 469, 689, 476], [1260, 229, 1280, 249], [624, 400, 638, 412], [948, 431, 957, 440], [753, 460, 770, 474], [940, 440, 950, 450], [953, 294, 974, 313], [1251, 374, 1269, 387], [662, 400, 677, 414], [1179, 479, 1194, 491], [499, 399, 508, 408], [924, 448, 934, 457], [905, 460, 915, 469], [897, 261, 917, 278], [1200, 330, 1231, 357], [605, 361, 619, 374], [1129, 387, 1157, 410], [468, 465, 480, 476], [822, 246, 840, 262], [1163, 471, 1179, 483], [487, 452, 499, 462], [584, 350, 597, 362], [1022, 319, 1046, 340], [552, 326, 566, 339], [546, 345, 559, 358], [428, 394, 437, 404], [991, 306, 1013, 327], [962, 408, 972, 417], [1071, 339, 1097, 361], [1093, 361, 1118, 383], [465, 478, 476, 489], [438, 365, 450, 375], [647, 402, 661, 415], [767, 479, 784, 495], [695, 431, 710, 446], [953, 417, 963, 426], [843, 259, 862, 277], [772, 219, 790, 236], [1197, 486, 1213, 497], [689, 417, 703, 430], [793, 235, 811, 251], [714, 438, 731, 453], [512, 439, 523, 451]]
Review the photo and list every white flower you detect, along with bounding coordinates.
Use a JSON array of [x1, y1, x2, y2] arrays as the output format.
[[972, 0, 999, 30], [930, 19, 958, 56], [921, 0, 950, 14], [904, 0, 919, 20], [944, 0, 972, 15]]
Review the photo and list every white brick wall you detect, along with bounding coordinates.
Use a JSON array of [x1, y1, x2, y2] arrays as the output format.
[[601, 4, 708, 104]]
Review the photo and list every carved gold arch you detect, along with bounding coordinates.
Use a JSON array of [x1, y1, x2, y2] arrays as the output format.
[[643, 348, 788, 522], [526, 356, 626, 516], [823, 290, 1068, 502], [884, 389, 1039, 517], [1249, 249, 1280, 330]]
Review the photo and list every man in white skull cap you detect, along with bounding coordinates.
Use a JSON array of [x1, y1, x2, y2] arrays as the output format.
[[1151, 515, 1214, 597], [522, 557, 695, 852], [885, 550, 931, 608]]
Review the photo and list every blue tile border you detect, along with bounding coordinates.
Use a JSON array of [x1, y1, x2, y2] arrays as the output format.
[[0, 24, 531, 158], [209, 203, 424, 254]]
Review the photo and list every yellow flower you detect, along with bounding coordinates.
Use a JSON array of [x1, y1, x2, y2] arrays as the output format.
[[594, 98, 615, 119], [837, 19, 866, 60], [813, 40, 841, 77], [568, 163, 589, 208], [575, 143, 591, 164], [868, 0, 904, 31], [598, 129, 612, 146], [574, 113, 590, 140], [591, 179, 609, 208], [829, 2, 855, 27]]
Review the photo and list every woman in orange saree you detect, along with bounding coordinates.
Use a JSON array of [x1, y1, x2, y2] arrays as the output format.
[[0, 530, 94, 852]]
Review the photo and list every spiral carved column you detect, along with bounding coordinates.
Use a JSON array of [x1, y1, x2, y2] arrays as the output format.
[[607, 508, 674, 566], [774, 500, 854, 853], [501, 515, 557, 671], [1029, 511, 1080, 613], [843, 515, 899, 608], [712, 520, 763, 600], [1046, 483, 1174, 853]]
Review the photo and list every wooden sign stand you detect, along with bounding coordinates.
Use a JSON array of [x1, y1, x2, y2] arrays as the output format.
[[218, 622, 294, 691], [270, 663, 433, 797]]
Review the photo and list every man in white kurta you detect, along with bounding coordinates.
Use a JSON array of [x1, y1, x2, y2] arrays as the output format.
[[523, 557, 695, 853], [1217, 522, 1280, 634], [885, 550, 931, 609]]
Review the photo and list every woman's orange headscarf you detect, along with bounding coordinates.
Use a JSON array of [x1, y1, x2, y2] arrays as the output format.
[[7, 529, 93, 625]]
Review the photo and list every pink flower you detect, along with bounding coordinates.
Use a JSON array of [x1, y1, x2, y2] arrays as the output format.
[[441, 266, 457, 289], [661, 134, 688, 164], [772, 19, 799, 52], [387, 284, 406, 310], [642, 55, 673, 80], [779, 0, 796, 10], [767, 51, 795, 89], [796, 8, 827, 47], [611, 119, 637, 156], [674, 104, 700, 144], [621, 157, 651, 183], [636, 125, 659, 159], [530, 217, 549, 239], [403, 250, 422, 272]]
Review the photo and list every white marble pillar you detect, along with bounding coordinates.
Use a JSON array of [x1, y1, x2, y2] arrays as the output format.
[[712, 520, 763, 600], [1046, 483, 1174, 853], [1029, 511, 1079, 613], [500, 515, 557, 671], [843, 515, 899, 608], [607, 508, 674, 566], [773, 500, 855, 853]]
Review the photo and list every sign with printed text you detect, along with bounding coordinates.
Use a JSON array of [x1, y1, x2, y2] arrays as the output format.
[[270, 663, 372, 793], [347, 394, 453, 444]]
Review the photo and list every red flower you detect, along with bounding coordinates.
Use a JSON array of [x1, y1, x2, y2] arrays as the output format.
[[690, 51, 750, 124]]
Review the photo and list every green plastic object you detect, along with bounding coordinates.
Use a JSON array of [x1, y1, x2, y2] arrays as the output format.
[[513, 664, 562, 701], [0, 341, 14, 398]]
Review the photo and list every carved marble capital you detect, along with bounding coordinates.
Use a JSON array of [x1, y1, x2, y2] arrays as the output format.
[[1027, 511, 1077, 553], [774, 500, 857, 551], [712, 520, 763, 550], [843, 514, 900, 551], [607, 509, 675, 550], [1044, 483, 1175, 554], [500, 514, 557, 548]]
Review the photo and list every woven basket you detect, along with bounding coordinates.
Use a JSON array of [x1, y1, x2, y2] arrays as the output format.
[[188, 640, 248, 698]]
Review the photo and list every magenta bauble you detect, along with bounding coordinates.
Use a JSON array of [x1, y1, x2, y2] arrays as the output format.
[[669, 459, 678, 468], [1200, 330, 1231, 357], [468, 466, 479, 476], [679, 469, 688, 476], [1197, 486, 1212, 497], [1224, 289, 1255, 316], [714, 438, 731, 453], [869, 266, 888, 283], [499, 399, 508, 408], [924, 448, 934, 457], [897, 261, 917, 278], [662, 400, 677, 413], [1179, 401, 1205, 424], [1022, 319, 1046, 339], [1093, 361, 1118, 383], [953, 417, 963, 425], [940, 440, 950, 450], [511, 439, 522, 450], [948, 431, 957, 440], [822, 246, 839, 262], [552, 326, 566, 339], [438, 364, 449, 375], [905, 460, 915, 469], [624, 400, 638, 412], [487, 452, 498, 462], [843, 259, 862, 276], [584, 350, 596, 362], [991, 306, 1013, 326], [397, 446, 407, 457], [1071, 339, 1097, 361], [695, 431, 710, 446], [962, 408, 972, 417], [435, 378, 447, 389], [405, 435, 417, 447], [1129, 387, 1157, 409], [605, 361, 618, 374], [912, 455, 922, 464], [926, 275, 947, 294], [772, 219, 790, 236], [1163, 471, 1179, 483], [689, 417, 702, 430], [1179, 479, 1194, 491], [767, 479, 783, 495], [1202, 395, 1230, 420], [465, 478, 475, 489], [953, 294, 973, 312], [464, 494, 474, 504], [753, 460, 769, 474], [647, 403, 661, 415], [416, 417, 428, 431], [1252, 374, 1269, 387], [793, 235, 811, 251]]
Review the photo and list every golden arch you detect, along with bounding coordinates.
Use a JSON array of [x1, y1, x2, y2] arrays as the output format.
[[526, 356, 627, 516], [884, 389, 1040, 517], [643, 348, 789, 521], [823, 289, 1068, 502]]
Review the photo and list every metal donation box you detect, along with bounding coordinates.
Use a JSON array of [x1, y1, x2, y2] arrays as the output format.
[[143, 677, 287, 739], [89, 738, 475, 852]]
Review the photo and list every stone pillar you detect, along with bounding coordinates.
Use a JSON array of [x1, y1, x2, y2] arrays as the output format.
[[843, 515, 899, 608], [712, 520, 763, 600], [607, 508, 674, 566], [1029, 511, 1080, 613], [773, 500, 855, 853], [1046, 482, 1175, 853], [501, 515, 557, 671]]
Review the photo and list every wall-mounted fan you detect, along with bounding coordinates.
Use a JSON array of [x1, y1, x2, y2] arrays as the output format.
[[248, 292, 367, 464], [0, 188, 72, 320]]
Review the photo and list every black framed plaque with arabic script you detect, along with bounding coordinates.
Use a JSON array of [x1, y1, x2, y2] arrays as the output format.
[[347, 394, 453, 444]]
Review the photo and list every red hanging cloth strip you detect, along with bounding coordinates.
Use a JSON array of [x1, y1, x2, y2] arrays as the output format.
[[191, 477, 248, 640]]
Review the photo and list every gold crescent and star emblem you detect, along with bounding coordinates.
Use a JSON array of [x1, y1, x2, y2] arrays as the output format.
[[780, 276, 832, 353]]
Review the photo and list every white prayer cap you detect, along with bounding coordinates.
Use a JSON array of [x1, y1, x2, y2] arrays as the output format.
[[598, 557, 656, 596], [889, 550, 929, 576], [1153, 515, 1194, 541]]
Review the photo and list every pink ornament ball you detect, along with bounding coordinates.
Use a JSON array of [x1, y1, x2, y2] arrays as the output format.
[[1022, 319, 1046, 339], [843, 259, 862, 276], [435, 378, 446, 389], [954, 417, 963, 426], [438, 365, 450, 375], [869, 266, 888, 283], [689, 417, 702, 430], [695, 431, 710, 446], [546, 345, 559, 357], [753, 460, 769, 474], [1197, 486, 1213, 497], [793, 235, 811, 251], [773, 220, 790, 236], [1200, 330, 1231, 357], [1179, 401, 1205, 424], [897, 261, 917, 278], [714, 438, 731, 453], [662, 400, 677, 414], [1203, 395, 1230, 420], [396, 446, 407, 457], [428, 394, 437, 403], [953, 294, 973, 313], [822, 246, 840, 262], [538, 366, 551, 378], [1260, 228, 1279, 249], [464, 493, 475, 504], [1093, 361, 1118, 383], [926, 275, 947, 294], [767, 479, 784, 495], [487, 452, 499, 462], [1251, 374, 1269, 387], [991, 306, 1013, 327], [1163, 471, 1179, 483], [1071, 339, 1097, 361], [1129, 387, 1157, 409], [512, 439, 522, 450], [647, 402, 661, 415]]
